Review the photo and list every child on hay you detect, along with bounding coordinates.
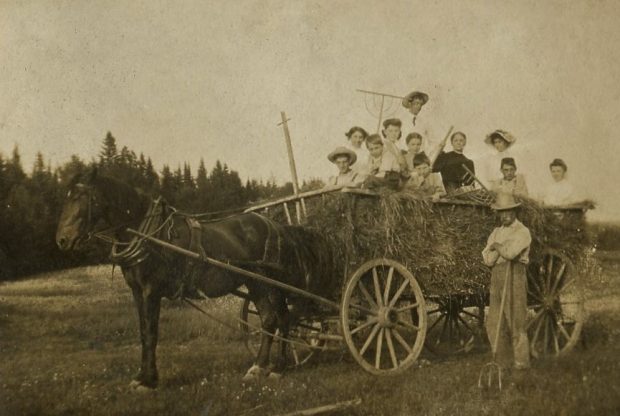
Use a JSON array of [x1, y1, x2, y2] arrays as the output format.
[[403, 132, 427, 172], [324, 147, 364, 188], [381, 118, 409, 172], [542, 158, 578, 206], [482, 193, 531, 370], [363, 134, 401, 190], [344, 126, 369, 175], [490, 157, 529, 198], [406, 154, 446, 201], [432, 131, 476, 193], [481, 129, 517, 187]]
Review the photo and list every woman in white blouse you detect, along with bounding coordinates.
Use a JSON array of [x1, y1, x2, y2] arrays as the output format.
[[542, 158, 577, 206], [481, 129, 517, 187]]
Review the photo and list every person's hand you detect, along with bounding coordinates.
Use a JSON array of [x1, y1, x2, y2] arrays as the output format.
[[431, 193, 441, 202]]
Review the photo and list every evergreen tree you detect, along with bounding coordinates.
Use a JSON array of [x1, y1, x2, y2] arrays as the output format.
[[99, 131, 118, 166], [160, 165, 176, 204]]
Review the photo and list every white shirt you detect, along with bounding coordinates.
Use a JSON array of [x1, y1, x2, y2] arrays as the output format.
[[346, 143, 369, 176], [479, 148, 515, 187], [542, 178, 576, 206], [482, 219, 532, 266]]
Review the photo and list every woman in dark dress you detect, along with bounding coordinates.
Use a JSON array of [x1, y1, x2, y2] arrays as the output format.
[[432, 131, 475, 193]]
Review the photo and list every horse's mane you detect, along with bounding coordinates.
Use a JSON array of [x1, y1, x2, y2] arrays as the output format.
[[91, 174, 151, 219]]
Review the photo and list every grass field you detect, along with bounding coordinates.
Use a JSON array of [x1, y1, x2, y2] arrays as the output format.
[[1, 255, 619, 416]]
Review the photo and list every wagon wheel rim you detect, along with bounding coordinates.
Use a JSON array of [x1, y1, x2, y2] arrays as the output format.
[[341, 259, 427, 375], [527, 248, 584, 358], [424, 294, 484, 355], [239, 299, 324, 367]]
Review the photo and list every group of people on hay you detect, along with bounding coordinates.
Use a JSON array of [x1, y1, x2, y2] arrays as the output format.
[[325, 90, 578, 207], [325, 90, 583, 371]]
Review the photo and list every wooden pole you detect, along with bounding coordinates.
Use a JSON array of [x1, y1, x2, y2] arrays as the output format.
[[279, 112, 301, 196], [376, 95, 385, 134], [279, 112, 304, 223]]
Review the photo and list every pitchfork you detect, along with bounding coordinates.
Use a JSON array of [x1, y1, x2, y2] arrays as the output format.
[[478, 262, 512, 391]]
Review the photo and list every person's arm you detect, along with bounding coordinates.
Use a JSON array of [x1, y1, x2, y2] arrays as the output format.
[[431, 173, 447, 201], [482, 230, 500, 267], [493, 228, 532, 261], [516, 175, 529, 197]]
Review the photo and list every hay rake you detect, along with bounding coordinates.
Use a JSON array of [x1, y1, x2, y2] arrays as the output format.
[[357, 89, 405, 133]]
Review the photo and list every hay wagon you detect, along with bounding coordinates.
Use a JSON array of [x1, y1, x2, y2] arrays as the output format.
[[234, 187, 594, 375]]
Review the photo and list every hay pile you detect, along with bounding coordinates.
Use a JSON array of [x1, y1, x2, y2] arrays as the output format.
[[302, 191, 593, 296]]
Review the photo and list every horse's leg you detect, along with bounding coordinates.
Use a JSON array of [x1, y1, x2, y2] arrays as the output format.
[[270, 291, 290, 378], [130, 286, 161, 390], [242, 291, 277, 381]]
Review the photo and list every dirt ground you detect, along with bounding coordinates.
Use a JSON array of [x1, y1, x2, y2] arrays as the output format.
[[0, 253, 619, 416]]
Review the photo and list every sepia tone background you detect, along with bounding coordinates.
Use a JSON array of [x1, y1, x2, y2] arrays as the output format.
[[1, 0, 619, 219]]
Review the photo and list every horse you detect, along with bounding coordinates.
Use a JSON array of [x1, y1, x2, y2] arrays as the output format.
[[55, 168, 335, 390]]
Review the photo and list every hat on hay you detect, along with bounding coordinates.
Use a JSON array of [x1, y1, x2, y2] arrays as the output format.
[[485, 129, 517, 147], [402, 90, 429, 108], [491, 192, 521, 211], [327, 147, 357, 164]]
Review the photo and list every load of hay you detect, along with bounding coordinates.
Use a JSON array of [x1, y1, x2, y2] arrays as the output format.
[[301, 190, 594, 296]]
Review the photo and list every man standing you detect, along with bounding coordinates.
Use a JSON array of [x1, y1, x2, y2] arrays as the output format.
[[402, 90, 441, 163], [482, 193, 532, 370]]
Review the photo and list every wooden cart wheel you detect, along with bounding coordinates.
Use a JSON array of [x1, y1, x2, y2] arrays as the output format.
[[341, 259, 427, 375], [424, 294, 485, 355], [239, 298, 324, 367], [526, 248, 585, 358]]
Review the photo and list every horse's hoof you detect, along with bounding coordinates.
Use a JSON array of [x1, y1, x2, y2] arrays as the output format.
[[268, 371, 283, 380], [133, 384, 156, 393], [242, 364, 268, 381], [129, 379, 157, 391]]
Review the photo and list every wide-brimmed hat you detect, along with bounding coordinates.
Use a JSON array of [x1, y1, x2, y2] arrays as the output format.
[[402, 90, 429, 108], [327, 147, 357, 164], [485, 129, 517, 148], [491, 192, 521, 211]]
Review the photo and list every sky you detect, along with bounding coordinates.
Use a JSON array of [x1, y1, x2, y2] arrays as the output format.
[[1, 0, 619, 220]]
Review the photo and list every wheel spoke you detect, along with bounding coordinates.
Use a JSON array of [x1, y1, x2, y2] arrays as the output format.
[[439, 312, 449, 343], [360, 323, 381, 356], [396, 319, 420, 332], [527, 286, 544, 302], [427, 313, 445, 333], [529, 274, 545, 299], [558, 277, 576, 294], [388, 280, 410, 308], [543, 315, 550, 355], [351, 317, 378, 336], [372, 268, 384, 307], [385, 328, 399, 369], [546, 256, 554, 292], [530, 311, 545, 345], [557, 320, 572, 341], [358, 281, 379, 310], [383, 267, 394, 305], [552, 322, 560, 355], [427, 308, 442, 315], [396, 302, 420, 313], [392, 328, 413, 354], [460, 309, 479, 319], [550, 263, 567, 295], [375, 328, 384, 368], [456, 314, 475, 334], [526, 308, 545, 330], [291, 344, 300, 365]]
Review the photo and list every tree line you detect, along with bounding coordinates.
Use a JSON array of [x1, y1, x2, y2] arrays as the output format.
[[0, 132, 323, 280]]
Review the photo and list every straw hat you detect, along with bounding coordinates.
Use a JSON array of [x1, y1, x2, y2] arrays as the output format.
[[491, 192, 521, 210], [327, 147, 357, 164], [402, 91, 429, 108], [485, 129, 517, 147]]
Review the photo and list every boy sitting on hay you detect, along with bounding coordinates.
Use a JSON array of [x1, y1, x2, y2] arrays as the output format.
[[363, 133, 402, 190], [406, 154, 446, 201]]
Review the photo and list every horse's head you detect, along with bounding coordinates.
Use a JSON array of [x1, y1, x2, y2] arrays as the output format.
[[56, 168, 106, 251]]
